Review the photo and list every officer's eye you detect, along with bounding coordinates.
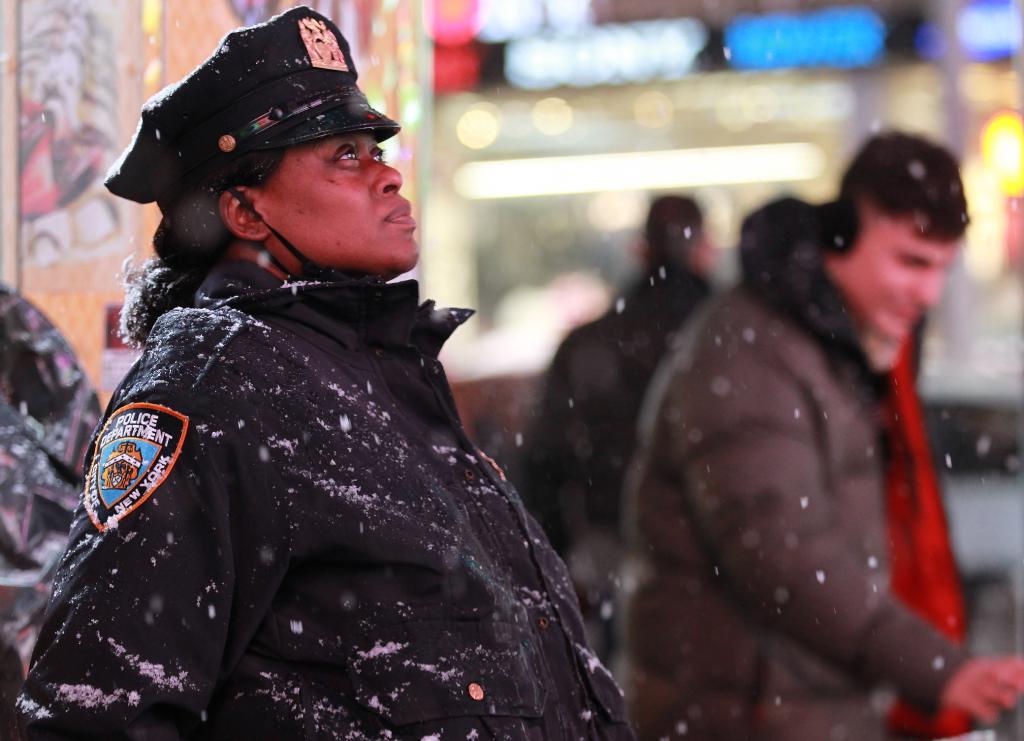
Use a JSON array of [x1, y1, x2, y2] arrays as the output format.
[[372, 148, 387, 163], [332, 145, 358, 161]]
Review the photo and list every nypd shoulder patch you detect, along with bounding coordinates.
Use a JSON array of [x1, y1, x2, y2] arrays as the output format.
[[85, 402, 189, 532]]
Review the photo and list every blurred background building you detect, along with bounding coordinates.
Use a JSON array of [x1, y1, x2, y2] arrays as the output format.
[[1, 0, 1023, 731], [420, 5, 1024, 698], [424, 0, 1021, 387]]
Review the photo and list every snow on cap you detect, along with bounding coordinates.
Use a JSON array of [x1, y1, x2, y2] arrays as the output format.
[[104, 5, 399, 208]]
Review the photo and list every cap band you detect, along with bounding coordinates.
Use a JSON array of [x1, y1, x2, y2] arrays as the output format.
[[228, 89, 348, 148], [165, 70, 373, 198]]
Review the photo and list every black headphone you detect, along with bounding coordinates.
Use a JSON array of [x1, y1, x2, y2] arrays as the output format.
[[815, 198, 859, 254]]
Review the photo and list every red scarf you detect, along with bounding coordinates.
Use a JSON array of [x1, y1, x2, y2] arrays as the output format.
[[885, 341, 970, 738]]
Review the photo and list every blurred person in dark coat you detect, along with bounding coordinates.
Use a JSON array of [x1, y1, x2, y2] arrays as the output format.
[[521, 195, 715, 664], [0, 285, 100, 738], [626, 132, 1024, 740]]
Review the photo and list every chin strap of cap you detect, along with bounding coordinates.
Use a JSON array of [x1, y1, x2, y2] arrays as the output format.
[[227, 186, 324, 279]]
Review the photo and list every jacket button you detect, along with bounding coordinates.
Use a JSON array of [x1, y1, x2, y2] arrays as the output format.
[[463, 469, 476, 481], [537, 616, 550, 630], [467, 682, 485, 701]]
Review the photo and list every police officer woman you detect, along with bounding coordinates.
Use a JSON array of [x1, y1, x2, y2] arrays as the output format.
[[18, 7, 634, 740]]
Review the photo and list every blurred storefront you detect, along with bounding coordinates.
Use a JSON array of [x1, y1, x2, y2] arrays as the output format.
[[424, 0, 1022, 391], [424, 4, 1024, 727], [0, 0, 427, 396], [423, 1, 1023, 488]]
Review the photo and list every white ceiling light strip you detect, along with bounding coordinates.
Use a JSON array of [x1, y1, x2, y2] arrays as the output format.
[[453, 142, 826, 199]]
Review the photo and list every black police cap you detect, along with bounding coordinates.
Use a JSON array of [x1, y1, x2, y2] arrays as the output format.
[[105, 5, 399, 208]]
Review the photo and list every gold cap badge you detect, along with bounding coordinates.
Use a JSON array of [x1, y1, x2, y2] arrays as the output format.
[[298, 17, 349, 72]]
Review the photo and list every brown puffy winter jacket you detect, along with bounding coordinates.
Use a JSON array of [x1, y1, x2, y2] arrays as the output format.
[[625, 199, 968, 741]]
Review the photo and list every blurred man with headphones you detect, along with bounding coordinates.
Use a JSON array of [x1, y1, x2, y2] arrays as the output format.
[[624, 132, 1024, 740]]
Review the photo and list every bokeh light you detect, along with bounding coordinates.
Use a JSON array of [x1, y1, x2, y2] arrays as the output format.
[[981, 111, 1024, 196], [633, 91, 674, 129], [531, 97, 574, 136], [456, 103, 502, 149], [141, 0, 162, 36]]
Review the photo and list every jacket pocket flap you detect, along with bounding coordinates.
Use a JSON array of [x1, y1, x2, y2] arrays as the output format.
[[574, 642, 629, 723], [345, 620, 547, 726]]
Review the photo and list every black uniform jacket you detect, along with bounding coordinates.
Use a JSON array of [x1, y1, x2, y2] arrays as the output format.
[[19, 261, 634, 740]]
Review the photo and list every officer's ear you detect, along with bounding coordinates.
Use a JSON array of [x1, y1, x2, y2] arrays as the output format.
[[219, 187, 271, 242]]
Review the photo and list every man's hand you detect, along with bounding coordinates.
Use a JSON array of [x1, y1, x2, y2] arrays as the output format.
[[940, 656, 1024, 724]]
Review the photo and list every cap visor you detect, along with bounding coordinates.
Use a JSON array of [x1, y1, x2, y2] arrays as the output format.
[[258, 94, 399, 148]]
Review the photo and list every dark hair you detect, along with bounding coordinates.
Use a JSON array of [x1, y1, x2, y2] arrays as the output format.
[[121, 149, 285, 346], [644, 195, 703, 264], [839, 131, 968, 240]]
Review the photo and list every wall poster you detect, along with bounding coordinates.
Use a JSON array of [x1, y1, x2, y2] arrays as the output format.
[[17, 0, 144, 387], [18, 0, 132, 285]]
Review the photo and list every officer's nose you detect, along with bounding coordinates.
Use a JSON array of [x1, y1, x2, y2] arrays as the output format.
[[378, 162, 402, 196]]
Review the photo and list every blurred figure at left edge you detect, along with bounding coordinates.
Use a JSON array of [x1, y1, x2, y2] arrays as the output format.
[[0, 285, 100, 739]]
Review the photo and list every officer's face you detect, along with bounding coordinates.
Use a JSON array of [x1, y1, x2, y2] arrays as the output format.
[[248, 132, 418, 278], [824, 200, 958, 370]]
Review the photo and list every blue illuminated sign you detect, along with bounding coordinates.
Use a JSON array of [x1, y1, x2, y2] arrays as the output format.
[[505, 19, 708, 90], [725, 7, 886, 70], [957, 0, 1021, 62]]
